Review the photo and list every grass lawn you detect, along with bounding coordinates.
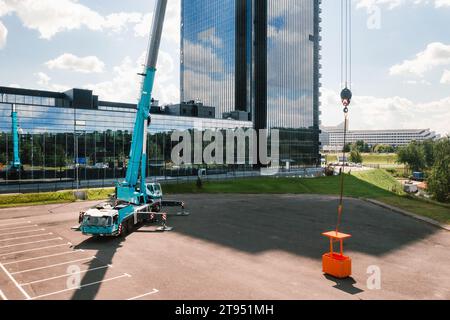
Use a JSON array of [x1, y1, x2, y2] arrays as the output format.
[[0, 188, 114, 208], [1, 170, 448, 225], [162, 170, 450, 225]]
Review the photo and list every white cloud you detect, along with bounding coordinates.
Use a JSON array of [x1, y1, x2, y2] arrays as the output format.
[[85, 50, 179, 104], [134, 12, 153, 38], [390, 42, 450, 77], [102, 12, 142, 33], [198, 28, 223, 48], [35, 71, 70, 92], [441, 70, 450, 84], [0, 0, 146, 39], [435, 0, 450, 7], [321, 88, 450, 136], [356, 0, 450, 10], [0, 20, 6, 48], [45, 53, 105, 73], [36, 72, 50, 86], [134, 0, 180, 43]]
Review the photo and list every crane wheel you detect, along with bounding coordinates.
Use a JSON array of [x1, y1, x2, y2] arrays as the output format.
[[127, 219, 134, 233]]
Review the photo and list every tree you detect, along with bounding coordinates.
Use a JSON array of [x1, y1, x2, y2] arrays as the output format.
[[428, 138, 450, 202], [422, 139, 435, 168], [354, 140, 371, 153], [343, 143, 351, 153], [374, 144, 395, 153], [349, 148, 363, 164], [397, 141, 426, 172]]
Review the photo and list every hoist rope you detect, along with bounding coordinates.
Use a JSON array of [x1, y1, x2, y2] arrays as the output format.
[[336, 0, 352, 234]]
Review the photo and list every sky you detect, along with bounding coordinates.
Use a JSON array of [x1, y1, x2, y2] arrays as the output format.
[[0, 0, 449, 135]]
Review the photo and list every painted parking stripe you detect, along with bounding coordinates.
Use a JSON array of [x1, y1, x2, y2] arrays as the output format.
[[20, 265, 110, 286], [0, 243, 69, 257], [0, 233, 53, 242], [11, 257, 95, 275], [128, 289, 159, 300], [0, 238, 63, 250], [3, 250, 84, 265], [1, 229, 46, 237], [30, 274, 131, 300], [0, 218, 25, 223], [0, 261, 31, 300], [0, 225, 39, 232], [0, 221, 31, 228], [0, 289, 8, 300]]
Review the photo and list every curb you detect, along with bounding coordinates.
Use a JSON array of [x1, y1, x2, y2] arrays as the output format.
[[364, 198, 450, 232]]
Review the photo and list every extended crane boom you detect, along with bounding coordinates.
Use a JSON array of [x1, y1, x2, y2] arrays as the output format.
[[117, 0, 168, 205], [78, 0, 188, 238]]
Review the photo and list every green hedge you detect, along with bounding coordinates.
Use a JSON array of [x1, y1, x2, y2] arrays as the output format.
[[0, 188, 116, 208], [0, 190, 76, 207]]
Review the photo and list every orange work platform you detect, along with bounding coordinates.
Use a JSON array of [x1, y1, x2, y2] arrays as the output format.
[[322, 231, 352, 279]]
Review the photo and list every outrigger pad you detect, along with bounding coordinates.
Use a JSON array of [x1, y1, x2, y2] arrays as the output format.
[[162, 200, 184, 207], [156, 226, 173, 232]]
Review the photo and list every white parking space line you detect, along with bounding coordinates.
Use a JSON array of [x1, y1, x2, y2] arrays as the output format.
[[0, 238, 63, 250], [1, 229, 46, 237], [20, 265, 110, 286], [0, 243, 70, 256], [3, 250, 84, 265], [0, 261, 31, 300], [0, 233, 53, 242], [0, 225, 39, 232], [11, 257, 95, 275], [0, 218, 25, 223], [0, 289, 8, 300], [127, 289, 159, 300], [0, 221, 31, 228], [30, 274, 132, 300]]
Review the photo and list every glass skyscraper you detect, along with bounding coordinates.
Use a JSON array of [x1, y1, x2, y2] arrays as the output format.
[[181, 0, 322, 164]]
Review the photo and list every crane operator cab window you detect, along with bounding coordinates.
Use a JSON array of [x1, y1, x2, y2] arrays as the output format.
[[83, 215, 113, 227]]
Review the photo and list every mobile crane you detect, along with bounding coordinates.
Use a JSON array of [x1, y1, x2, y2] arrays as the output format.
[[6, 103, 23, 178], [78, 0, 187, 237]]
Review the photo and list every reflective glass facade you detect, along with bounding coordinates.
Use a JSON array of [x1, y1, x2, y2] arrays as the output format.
[[181, 0, 322, 165], [0, 89, 252, 188], [181, 0, 237, 116]]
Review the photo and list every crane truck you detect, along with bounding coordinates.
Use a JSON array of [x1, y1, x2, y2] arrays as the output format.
[[77, 0, 187, 237]]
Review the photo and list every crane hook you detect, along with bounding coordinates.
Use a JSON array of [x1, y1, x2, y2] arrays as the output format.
[[340, 87, 352, 113]]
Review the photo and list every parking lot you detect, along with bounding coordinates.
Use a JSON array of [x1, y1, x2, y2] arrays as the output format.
[[1, 194, 450, 300], [0, 215, 159, 300]]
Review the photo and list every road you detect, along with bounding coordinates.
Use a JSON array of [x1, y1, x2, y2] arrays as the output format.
[[0, 194, 449, 300]]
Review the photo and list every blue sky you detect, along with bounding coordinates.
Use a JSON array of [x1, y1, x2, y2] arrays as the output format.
[[0, 0, 449, 135]]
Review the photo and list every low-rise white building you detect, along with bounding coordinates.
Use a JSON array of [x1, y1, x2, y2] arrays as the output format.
[[321, 122, 440, 152]]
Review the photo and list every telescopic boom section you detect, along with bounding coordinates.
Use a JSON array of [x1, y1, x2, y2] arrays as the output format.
[[11, 104, 21, 168], [117, 0, 168, 204]]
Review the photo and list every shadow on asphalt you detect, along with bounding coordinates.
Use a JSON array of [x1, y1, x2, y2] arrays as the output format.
[[164, 194, 439, 259], [68, 193, 439, 299], [71, 234, 126, 300], [324, 275, 364, 295], [70, 220, 166, 300]]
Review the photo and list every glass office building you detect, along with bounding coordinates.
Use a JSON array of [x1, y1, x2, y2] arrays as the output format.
[[0, 87, 252, 191], [181, 0, 238, 117], [181, 0, 322, 164]]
